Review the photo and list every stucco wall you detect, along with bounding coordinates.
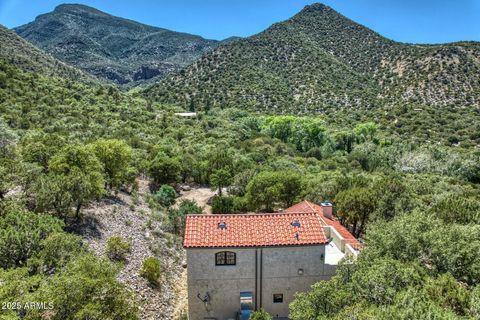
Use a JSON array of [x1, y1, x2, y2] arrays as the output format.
[[186, 245, 332, 320], [187, 248, 256, 320]]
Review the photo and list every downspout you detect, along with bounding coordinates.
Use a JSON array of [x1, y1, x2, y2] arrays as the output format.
[[259, 248, 263, 309], [255, 249, 258, 311]]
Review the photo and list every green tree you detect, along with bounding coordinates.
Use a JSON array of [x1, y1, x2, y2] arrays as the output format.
[[49, 144, 105, 217], [246, 171, 302, 212], [27, 232, 85, 274], [335, 187, 376, 237], [210, 169, 233, 196], [430, 194, 480, 224], [0, 210, 64, 269], [354, 122, 378, 142], [88, 139, 133, 191], [333, 130, 356, 153], [34, 254, 138, 319], [148, 152, 181, 185]]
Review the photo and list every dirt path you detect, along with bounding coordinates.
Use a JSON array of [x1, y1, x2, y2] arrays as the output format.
[[177, 187, 217, 214]]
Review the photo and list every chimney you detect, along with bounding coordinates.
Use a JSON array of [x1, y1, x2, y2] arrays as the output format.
[[321, 202, 333, 219]]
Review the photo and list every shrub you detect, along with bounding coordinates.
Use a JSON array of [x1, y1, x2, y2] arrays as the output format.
[[36, 254, 138, 319], [140, 257, 161, 285], [211, 196, 235, 214], [250, 309, 272, 320], [106, 236, 131, 262], [0, 210, 64, 269], [153, 185, 178, 208], [167, 199, 203, 235]]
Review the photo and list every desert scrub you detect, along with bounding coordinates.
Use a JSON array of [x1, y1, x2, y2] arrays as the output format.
[[140, 257, 161, 285], [106, 236, 132, 262]]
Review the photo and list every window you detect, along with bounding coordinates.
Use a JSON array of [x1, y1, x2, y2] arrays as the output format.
[[215, 251, 236, 265], [273, 294, 283, 303]]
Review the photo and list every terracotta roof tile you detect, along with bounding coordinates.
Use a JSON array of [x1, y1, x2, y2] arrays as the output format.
[[285, 201, 362, 250], [183, 212, 327, 248]]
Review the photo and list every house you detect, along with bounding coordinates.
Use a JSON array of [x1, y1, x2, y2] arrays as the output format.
[[183, 201, 360, 320]]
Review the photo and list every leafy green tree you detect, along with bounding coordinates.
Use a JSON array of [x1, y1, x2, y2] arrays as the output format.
[[49, 144, 105, 217], [153, 185, 178, 208], [28, 232, 85, 274], [0, 210, 64, 268], [140, 257, 161, 285], [333, 130, 356, 153], [34, 254, 138, 319], [20, 131, 66, 171], [246, 171, 302, 212], [88, 139, 134, 191], [364, 212, 480, 285], [372, 174, 412, 221], [430, 194, 480, 224], [210, 169, 233, 196], [148, 152, 181, 185], [33, 173, 73, 217], [335, 187, 376, 237], [354, 122, 378, 142]]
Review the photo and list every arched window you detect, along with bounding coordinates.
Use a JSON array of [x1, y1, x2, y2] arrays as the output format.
[[215, 251, 236, 265]]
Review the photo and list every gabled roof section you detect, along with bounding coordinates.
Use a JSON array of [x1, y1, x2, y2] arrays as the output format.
[[184, 212, 327, 248], [285, 200, 362, 250]]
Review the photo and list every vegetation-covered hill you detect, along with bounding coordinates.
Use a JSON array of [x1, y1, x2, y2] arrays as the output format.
[[145, 3, 480, 112], [15, 4, 223, 84], [2, 3, 480, 319], [0, 25, 96, 82]]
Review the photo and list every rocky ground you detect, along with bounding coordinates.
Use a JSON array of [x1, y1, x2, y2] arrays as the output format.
[[78, 179, 201, 319]]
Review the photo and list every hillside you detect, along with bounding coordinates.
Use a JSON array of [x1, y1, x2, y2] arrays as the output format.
[[15, 4, 222, 84], [145, 3, 480, 112], [0, 24, 96, 82]]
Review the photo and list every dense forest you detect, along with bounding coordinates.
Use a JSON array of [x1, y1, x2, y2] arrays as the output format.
[[1, 3, 480, 319]]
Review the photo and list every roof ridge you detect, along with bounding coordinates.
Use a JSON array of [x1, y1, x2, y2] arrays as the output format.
[[186, 211, 319, 218], [304, 200, 316, 213]]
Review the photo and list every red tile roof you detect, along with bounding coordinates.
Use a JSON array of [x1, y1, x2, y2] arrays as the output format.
[[285, 201, 362, 250], [183, 212, 328, 248]]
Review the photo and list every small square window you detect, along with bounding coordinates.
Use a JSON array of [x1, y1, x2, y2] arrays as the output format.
[[273, 293, 283, 303]]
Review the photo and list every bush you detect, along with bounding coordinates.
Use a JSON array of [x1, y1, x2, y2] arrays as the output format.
[[28, 232, 85, 274], [140, 257, 161, 285], [0, 210, 64, 269], [167, 199, 203, 235], [212, 196, 235, 214], [153, 185, 178, 208], [250, 309, 272, 320], [106, 236, 131, 262], [35, 254, 138, 319]]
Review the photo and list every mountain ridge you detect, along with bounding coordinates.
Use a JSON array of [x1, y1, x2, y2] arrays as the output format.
[[15, 4, 224, 84], [0, 24, 98, 83], [144, 3, 480, 112]]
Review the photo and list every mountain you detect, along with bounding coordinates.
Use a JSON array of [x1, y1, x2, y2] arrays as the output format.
[[0, 24, 96, 82], [144, 3, 480, 113], [15, 4, 223, 84]]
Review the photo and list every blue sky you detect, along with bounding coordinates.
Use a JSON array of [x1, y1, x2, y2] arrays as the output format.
[[0, 0, 479, 43]]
